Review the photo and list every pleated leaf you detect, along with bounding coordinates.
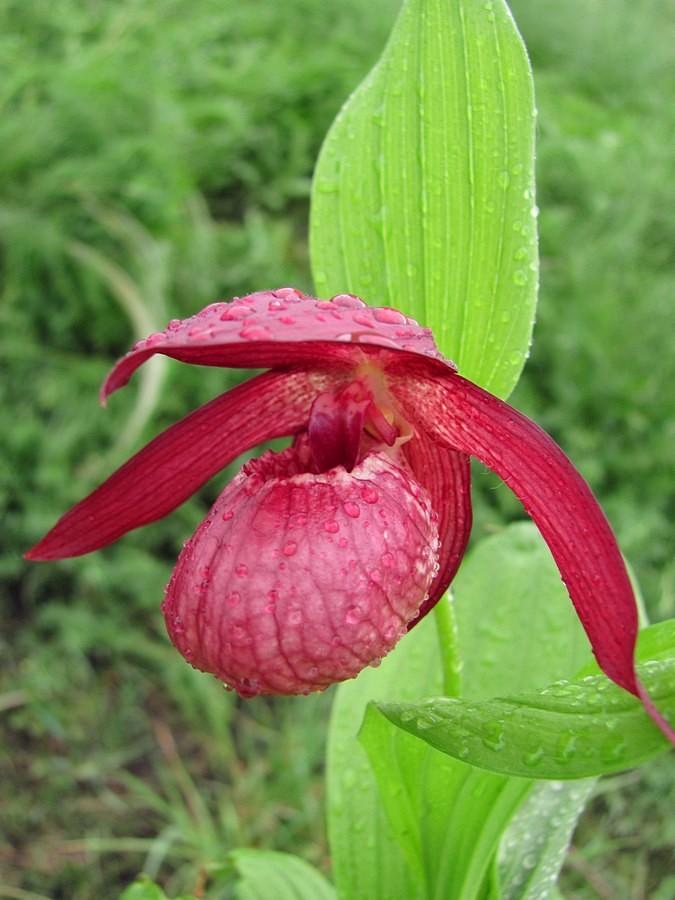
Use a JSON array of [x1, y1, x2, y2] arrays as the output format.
[[372, 621, 675, 780], [310, 0, 537, 398]]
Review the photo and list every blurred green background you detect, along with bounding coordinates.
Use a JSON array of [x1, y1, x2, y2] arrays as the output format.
[[1, 0, 673, 896]]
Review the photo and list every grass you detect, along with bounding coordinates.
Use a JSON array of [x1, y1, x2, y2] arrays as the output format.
[[1, 0, 673, 895]]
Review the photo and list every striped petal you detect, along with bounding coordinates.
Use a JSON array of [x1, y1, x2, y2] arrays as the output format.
[[402, 434, 472, 622], [26, 368, 326, 560], [391, 360, 674, 743]]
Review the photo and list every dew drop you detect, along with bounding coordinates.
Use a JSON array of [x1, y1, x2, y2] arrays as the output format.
[[282, 540, 298, 557], [235, 564, 249, 577], [332, 293, 365, 309], [352, 312, 376, 328], [338, 537, 348, 548], [226, 592, 241, 607], [361, 486, 378, 504], [343, 500, 361, 518], [239, 325, 272, 340], [219, 306, 249, 321], [237, 678, 261, 698], [222, 509, 234, 521], [345, 605, 363, 624], [373, 307, 407, 325], [323, 519, 340, 533]]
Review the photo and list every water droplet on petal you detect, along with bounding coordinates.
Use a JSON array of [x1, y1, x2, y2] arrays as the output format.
[[352, 312, 376, 328], [235, 564, 248, 577], [282, 540, 298, 557], [237, 678, 261, 698], [220, 305, 251, 321], [323, 519, 340, 533], [361, 486, 378, 504], [344, 605, 363, 624], [331, 293, 365, 309], [373, 307, 407, 325], [239, 325, 272, 340], [343, 500, 360, 518]]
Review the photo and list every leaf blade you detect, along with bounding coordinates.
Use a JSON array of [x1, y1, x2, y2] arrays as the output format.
[[310, 0, 538, 398], [375, 646, 675, 780]]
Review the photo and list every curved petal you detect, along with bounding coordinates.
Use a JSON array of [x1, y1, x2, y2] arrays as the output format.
[[403, 434, 472, 623], [26, 368, 327, 560], [392, 363, 674, 742], [102, 288, 454, 401], [164, 448, 440, 696]]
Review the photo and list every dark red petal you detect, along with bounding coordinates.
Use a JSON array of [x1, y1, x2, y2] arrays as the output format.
[[392, 365, 674, 743], [164, 448, 440, 696], [308, 381, 373, 472], [102, 288, 454, 401], [26, 368, 324, 560], [403, 435, 472, 622]]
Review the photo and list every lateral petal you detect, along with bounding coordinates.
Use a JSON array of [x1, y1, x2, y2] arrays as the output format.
[[403, 434, 472, 622], [102, 288, 453, 401], [26, 368, 324, 560], [393, 364, 674, 742]]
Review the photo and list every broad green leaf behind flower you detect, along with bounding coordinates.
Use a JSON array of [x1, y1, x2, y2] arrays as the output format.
[[310, 0, 537, 398]]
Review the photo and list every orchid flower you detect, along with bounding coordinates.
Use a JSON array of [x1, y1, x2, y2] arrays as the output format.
[[27, 288, 674, 742]]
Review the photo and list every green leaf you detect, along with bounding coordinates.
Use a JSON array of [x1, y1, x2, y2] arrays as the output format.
[[226, 848, 335, 900], [359, 704, 531, 897], [451, 522, 589, 699], [119, 875, 169, 900], [326, 609, 444, 898], [329, 524, 599, 898], [310, 0, 537, 398], [450, 522, 600, 894], [373, 649, 675, 780], [498, 779, 596, 899]]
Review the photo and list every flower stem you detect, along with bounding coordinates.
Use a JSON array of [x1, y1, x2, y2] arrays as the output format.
[[433, 591, 462, 698]]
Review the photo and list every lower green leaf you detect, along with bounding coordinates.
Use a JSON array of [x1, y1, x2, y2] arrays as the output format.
[[372, 632, 674, 780], [498, 779, 596, 899], [225, 848, 335, 900], [359, 706, 532, 898]]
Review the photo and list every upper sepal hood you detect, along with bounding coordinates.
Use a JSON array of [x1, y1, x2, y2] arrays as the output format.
[[102, 287, 454, 402]]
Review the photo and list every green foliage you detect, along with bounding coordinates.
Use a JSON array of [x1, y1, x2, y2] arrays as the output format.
[[371, 651, 674, 780], [311, 0, 537, 398], [327, 521, 595, 898]]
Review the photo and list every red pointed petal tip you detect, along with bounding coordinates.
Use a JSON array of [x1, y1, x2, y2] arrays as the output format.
[[101, 288, 455, 401], [25, 369, 321, 560], [392, 366, 675, 745], [163, 446, 440, 697]]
